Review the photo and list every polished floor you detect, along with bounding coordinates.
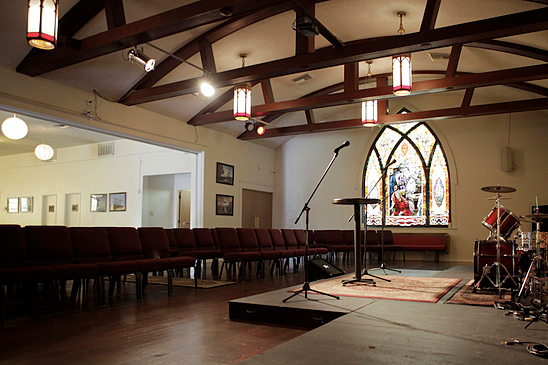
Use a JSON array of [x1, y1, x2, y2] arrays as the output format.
[[0, 258, 546, 364]]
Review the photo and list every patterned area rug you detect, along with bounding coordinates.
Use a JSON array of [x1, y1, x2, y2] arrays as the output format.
[[292, 274, 461, 303], [446, 279, 512, 306], [124, 275, 238, 289]]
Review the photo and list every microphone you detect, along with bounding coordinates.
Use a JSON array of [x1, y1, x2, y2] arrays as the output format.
[[334, 140, 350, 153], [386, 159, 397, 168]]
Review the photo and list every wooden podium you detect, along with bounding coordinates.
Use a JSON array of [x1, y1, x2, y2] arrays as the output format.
[[333, 198, 387, 285]]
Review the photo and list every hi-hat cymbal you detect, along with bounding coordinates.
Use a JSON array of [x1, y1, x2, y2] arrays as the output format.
[[481, 185, 516, 194], [520, 212, 548, 221], [483, 197, 511, 200]]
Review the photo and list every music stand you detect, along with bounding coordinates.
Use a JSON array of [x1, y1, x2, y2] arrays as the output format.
[[333, 198, 389, 285]]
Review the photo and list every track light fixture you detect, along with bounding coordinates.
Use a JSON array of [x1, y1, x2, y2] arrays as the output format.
[[244, 120, 266, 135], [244, 121, 255, 132], [27, 0, 58, 50], [128, 47, 156, 72], [139, 42, 216, 97]]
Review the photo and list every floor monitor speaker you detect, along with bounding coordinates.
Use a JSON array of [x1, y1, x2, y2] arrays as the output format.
[[307, 258, 345, 282]]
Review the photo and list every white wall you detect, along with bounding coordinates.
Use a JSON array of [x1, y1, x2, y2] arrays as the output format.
[[275, 95, 548, 263], [0, 140, 195, 227], [0, 65, 277, 229]]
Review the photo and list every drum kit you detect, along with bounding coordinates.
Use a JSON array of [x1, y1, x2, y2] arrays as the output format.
[[474, 185, 548, 304]]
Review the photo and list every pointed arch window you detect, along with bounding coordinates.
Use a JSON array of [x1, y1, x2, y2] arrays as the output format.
[[363, 119, 450, 227]]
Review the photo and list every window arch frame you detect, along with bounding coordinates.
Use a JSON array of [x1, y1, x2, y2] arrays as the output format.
[[362, 120, 451, 227]]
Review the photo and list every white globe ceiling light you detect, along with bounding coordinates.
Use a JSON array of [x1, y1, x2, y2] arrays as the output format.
[[200, 79, 215, 97], [2, 114, 29, 140], [35, 143, 54, 160]]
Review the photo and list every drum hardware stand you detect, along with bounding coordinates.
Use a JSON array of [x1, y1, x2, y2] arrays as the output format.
[[516, 212, 548, 305], [283, 144, 345, 303], [476, 186, 519, 297]]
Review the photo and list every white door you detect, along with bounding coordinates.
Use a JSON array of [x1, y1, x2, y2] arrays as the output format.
[[42, 194, 57, 225], [178, 190, 191, 228], [65, 193, 81, 227]]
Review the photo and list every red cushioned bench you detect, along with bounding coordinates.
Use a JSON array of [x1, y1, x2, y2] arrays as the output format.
[[392, 233, 449, 262]]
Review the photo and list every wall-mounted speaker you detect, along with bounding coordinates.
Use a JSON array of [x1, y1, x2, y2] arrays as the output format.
[[306, 258, 345, 282], [500, 146, 514, 172]]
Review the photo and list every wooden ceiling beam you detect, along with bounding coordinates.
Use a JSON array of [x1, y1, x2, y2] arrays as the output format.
[[104, 0, 126, 29], [239, 98, 548, 140], [17, 0, 292, 76], [120, 8, 548, 105], [189, 63, 548, 125], [420, 0, 442, 31]]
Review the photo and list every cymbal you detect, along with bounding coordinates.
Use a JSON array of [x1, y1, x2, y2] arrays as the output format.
[[481, 185, 516, 194], [483, 197, 511, 200], [520, 212, 548, 221]]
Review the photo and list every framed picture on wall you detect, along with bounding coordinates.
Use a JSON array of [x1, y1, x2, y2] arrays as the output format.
[[7, 198, 19, 213], [20, 197, 33, 213], [216, 194, 234, 216], [109, 192, 127, 212], [90, 194, 107, 212], [216, 162, 234, 185]]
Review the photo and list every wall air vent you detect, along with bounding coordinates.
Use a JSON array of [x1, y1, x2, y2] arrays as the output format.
[[98, 141, 115, 156], [291, 73, 316, 85]]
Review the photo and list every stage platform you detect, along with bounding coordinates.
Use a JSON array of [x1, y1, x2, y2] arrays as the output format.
[[231, 265, 548, 364]]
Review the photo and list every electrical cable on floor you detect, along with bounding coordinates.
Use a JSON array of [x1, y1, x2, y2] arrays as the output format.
[[501, 339, 548, 358]]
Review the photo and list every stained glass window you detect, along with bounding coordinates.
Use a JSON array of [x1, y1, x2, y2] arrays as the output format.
[[363, 121, 450, 227]]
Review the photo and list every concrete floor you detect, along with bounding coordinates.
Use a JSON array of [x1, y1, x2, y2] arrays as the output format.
[[238, 265, 548, 364]]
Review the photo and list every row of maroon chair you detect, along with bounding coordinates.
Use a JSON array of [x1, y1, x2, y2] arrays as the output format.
[[0, 225, 196, 323], [167, 228, 329, 280], [314, 229, 405, 262]]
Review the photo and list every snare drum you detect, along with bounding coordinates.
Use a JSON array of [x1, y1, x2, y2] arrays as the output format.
[[517, 231, 537, 251], [482, 205, 520, 239]]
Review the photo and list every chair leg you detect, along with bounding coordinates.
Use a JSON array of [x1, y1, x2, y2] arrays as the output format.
[[167, 269, 173, 296]]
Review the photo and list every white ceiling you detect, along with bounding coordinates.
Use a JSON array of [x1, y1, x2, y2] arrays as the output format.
[[0, 0, 547, 156]]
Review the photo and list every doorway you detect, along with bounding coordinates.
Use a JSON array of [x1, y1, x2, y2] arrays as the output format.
[[65, 193, 81, 227], [241, 189, 273, 229], [42, 194, 57, 225], [178, 190, 191, 228]]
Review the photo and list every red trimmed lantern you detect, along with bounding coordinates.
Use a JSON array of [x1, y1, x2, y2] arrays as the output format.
[[27, 0, 59, 50]]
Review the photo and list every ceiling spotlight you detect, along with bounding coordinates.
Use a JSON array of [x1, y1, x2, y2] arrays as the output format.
[[256, 124, 266, 136], [200, 76, 215, 97], [244, 121, 255, 132], [27, 0, 59, 50], [294, 17, 319, 37], [2, 114, 29, 140], [128, 48, 155, 72]]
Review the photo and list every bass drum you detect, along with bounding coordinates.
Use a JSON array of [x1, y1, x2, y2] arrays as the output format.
[[473, 239, 518, 289]]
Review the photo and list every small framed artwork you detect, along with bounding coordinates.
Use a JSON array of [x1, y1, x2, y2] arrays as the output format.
[[216, 162, 234, 185], [109, 192, 127, 212], [216, 194, 234, 216], [20, 197, 33, 213], [48, 205, 55, 213], [7, 198, 19, 213], [90, 194, 107, 212], [72, 204, 79, 212]]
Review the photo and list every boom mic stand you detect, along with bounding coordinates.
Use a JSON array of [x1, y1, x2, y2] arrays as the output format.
[[283, 142, 349, 303]]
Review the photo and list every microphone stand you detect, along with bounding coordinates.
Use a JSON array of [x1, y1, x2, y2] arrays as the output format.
[[283, 150, 342, 303]]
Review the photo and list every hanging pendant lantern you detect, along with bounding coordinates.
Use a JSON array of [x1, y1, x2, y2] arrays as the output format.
[[27, 0, 59, 50], [233, 54, 251, 121], [233, 83, 252, 120], [392, 54, 412, 95], [362, 61, 378, 126], [2, 114, 29, 140], [35, 143, 54, 161], [392, 12, 412, 96], [362, 100, 378, 126]]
